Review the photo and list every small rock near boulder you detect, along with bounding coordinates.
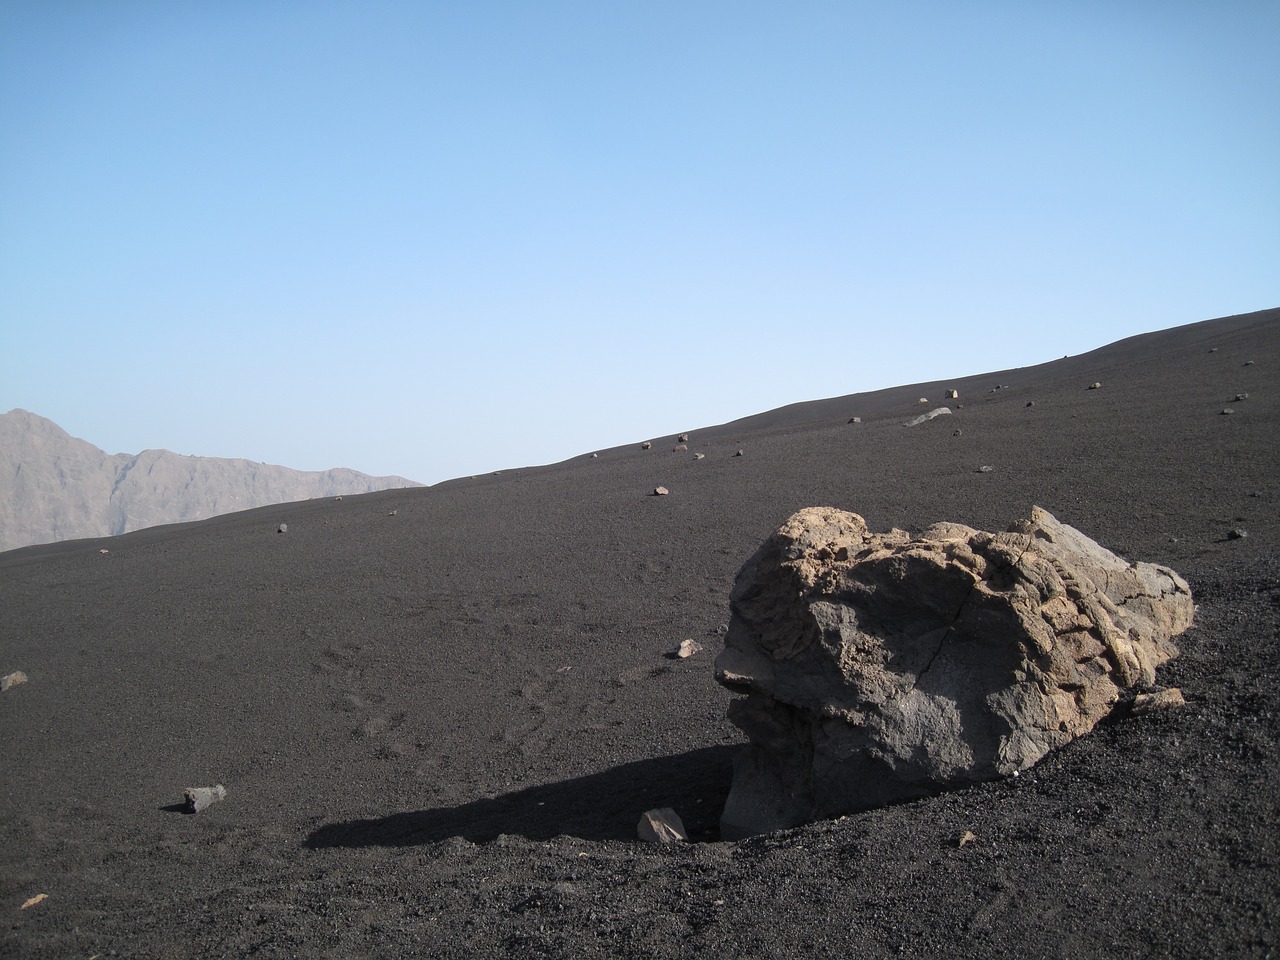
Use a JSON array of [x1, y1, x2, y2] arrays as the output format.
[[676, 639, 703, 659], [638, 807, 688, 843]]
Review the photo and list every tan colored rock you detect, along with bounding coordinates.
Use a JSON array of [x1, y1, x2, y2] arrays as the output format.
[[715, 506, 1192, 839], [653, 486, 669, 496], [1132, 688, 1186, 714], [638, 807, 687, 843], [1, 671, 28, 692], [676, 639, 703, 659]]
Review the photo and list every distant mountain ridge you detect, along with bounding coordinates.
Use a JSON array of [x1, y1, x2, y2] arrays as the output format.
[[0, 409, 422, 552]]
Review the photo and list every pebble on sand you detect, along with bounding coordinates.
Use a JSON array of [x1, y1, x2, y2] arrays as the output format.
[[1227, 528, 1248, 540], [1, 671, 29, 692], [653, 486, 669, 496], [676, 639, 703, 659], [184, 784, 228, 813], [1132, 688, 1186, 715], [1088, 382, 1102, 390], [277, 524, 288, 534]]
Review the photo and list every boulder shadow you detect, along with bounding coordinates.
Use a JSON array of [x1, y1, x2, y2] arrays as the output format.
[[305, 744, 738, 848]]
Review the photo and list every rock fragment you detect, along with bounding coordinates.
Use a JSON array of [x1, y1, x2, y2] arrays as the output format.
[[673, 444, 688, 452], [956, 830, 978, 849], [277, 523, 288, 534], [653, 486, 669, 496], [976, 465, 993, 473], [184, 784, 227, 813], [641, 441, 652, 450], [676, 639, 703, 659], [904, 407, 952, 427], [638, 808, 687, 843], [734, 450, 744, 457], [693, 453, 705, 461], [1234, 393, 1249, 401], [1227, 528, 1248, 540], [1088, 382, 1102, 390], [945, 389, 959, 399], [1131, 688, 1186, 715], [677, 434, 689, 443], [715, 506, 1193, 838], [1, 671, 29, 692], [848, 417, 862, 424]]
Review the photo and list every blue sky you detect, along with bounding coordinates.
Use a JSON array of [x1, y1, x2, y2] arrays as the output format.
[[2, 1, 1276, 484]]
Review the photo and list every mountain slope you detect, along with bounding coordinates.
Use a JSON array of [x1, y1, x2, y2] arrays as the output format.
[[0, 409, 421, 552]]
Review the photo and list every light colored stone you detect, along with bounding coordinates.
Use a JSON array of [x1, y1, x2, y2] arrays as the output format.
[[904, 407, 952, 427], [946, 389, 959, 399], [654, 486, 669, 496], [1132, 688, 1185, 715], [641, 441, 652, 450], [676, 639, 703, 659], [715, 506, 1192, 839], [638, 807, 687, 843], [1, 671, 29, 692], [184, 784, 227, 813]]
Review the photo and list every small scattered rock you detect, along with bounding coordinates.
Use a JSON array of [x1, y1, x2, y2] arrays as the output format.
[[953, 429, 962, 437], [183, 784, 227, 813], [20, 893, 47, 910], [1088, 382, 1102, 390], [1131, 688, 1186, 715], [905, 407, 952, 427], [976, 465, 993, 473], [654, 486, 669, 496], [638, 807, 687, 843], [956, 830, 978, 849], [99, 548, 110, 555], [1209, 347, 1218, 352], [1234, 393, 1249, 401], [673, 444, 687, 452], [590, 453, 598, 458], [1025, 401, 1036, 407], [848, 417, 862, 424], [1227, 528, 1248, 540], [693, 453, 705, 461], [945, 389, 959, 399], [1221, 408, 1234, 416], [917, 397, 929, 404], [676, 639, 703, 659], [677, 434, 689, 443], [1244, 361, 1254, 366], [1, 671, 29, 692], [734, 449, 744, 457], [641, 441, 652, 450], [277, 523, 288, 534], [388, 510, 398, 516]]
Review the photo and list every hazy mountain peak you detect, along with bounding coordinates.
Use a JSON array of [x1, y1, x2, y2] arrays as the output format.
[[0, 410, 422, 552]]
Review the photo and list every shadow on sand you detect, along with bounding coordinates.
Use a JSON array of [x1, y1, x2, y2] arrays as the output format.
[[305, 744, 738, 848]]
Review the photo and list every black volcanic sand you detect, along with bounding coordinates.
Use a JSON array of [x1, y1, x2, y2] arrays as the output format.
[[2, 310, 1277, 959]]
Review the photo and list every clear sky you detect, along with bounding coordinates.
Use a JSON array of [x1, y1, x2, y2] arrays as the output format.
[[2, 1, 1276, 484]]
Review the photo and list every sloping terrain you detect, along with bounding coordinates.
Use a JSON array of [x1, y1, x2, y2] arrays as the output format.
[[0, 409, 420, 551], [1, 308, 1276, 959]]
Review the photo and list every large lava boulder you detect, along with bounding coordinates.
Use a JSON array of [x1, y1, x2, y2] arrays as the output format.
[[715, 506, 1194, 839]]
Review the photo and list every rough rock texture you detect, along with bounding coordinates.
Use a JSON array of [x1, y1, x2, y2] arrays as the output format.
[[0, 409, 421, 552], [715, 506, 1194, 839]]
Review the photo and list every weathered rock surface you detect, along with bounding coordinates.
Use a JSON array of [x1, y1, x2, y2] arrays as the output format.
[[715, 506, 1193, 839]]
